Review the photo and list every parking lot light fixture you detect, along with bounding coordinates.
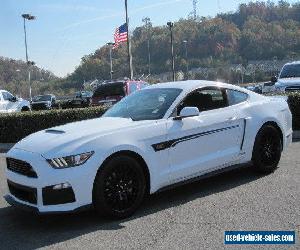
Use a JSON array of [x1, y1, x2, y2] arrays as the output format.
[[106, 42, 115, 80], [167, 22, 175, 82], [22, 13, 36, 101]]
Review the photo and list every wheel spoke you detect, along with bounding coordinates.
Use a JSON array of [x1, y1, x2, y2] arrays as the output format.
[[103, 164, 140, 212]]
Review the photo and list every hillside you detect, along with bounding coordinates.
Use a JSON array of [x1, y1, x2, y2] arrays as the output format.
[[0, 57, 60, 98], [1, 1, 300, 96], [68, 1, 300, 84]]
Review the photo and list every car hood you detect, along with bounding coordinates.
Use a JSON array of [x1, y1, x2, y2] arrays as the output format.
[[277, 77, 300, 86], [13, 117, 145, 157]]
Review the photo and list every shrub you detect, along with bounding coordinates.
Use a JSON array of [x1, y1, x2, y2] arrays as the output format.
[[0, 107, 106, 143]]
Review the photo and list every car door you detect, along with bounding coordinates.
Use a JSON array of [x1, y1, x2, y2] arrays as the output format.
[[167, 87, 245, 184], [1, 91, 11, 111], [3, 91, 18, 111]]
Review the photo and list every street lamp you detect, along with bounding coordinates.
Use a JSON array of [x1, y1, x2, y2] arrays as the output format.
[[142, 17, 151, 75], [183, 40, 189, 79], [106, 42, 115, 80], [22, 13, 36, 101], [167, 21, 175, 81]]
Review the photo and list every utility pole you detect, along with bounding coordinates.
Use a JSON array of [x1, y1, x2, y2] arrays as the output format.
[[167, 22, 175, 82], [142, 17, 151, 75], [183, 40, 189, 78], [125, 0, 133, 79], [22, 13, 35, 101], [107, 42, 115, 80], [192, 0, 198, 19]]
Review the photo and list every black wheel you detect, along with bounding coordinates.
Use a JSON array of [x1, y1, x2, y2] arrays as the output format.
[[252, 125, 282, 173], [21, 106, 30, 112], [93, 155, 146, 219]]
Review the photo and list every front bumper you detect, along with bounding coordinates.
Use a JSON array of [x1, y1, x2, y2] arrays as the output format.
[[4, 148, 100, 213]]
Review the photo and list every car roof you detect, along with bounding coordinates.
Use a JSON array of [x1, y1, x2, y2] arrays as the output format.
[[284, 61, 300, 65], [147, 80, 246, 93]]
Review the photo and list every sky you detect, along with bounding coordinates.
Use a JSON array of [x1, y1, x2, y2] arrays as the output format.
[[0, 0, 298, 77]]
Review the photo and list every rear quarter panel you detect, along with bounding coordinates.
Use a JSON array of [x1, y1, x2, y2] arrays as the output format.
[[241, 94, 292, 162]]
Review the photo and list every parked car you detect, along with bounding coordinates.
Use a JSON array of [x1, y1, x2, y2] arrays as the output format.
[[264, 61, 300, 93], [245, 84, 263, 94], [31, 94, 58, 111], [91, 80, 149, 108], [61, 91, 93, 109], [0, 90, 30, 113], [4, 80, 292, 218]]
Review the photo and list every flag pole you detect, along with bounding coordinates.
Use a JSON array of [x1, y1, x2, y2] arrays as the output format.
[[125, 0, 133, 79]]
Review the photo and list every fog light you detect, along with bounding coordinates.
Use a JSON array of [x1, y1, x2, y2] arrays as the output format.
[[52, 182, 71, 190]]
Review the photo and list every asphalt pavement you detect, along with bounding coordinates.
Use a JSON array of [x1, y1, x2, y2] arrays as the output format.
[[0, 142, 299, 250]]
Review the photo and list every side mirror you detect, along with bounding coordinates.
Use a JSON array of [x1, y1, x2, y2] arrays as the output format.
[[174, 107, 200, 120], [271, 76, 277, 83]]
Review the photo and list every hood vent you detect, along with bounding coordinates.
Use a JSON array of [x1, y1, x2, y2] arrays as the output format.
[[45, 129, 65, 134]]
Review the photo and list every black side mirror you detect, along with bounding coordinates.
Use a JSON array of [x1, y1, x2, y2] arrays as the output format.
[[271, 76, 277, 83]]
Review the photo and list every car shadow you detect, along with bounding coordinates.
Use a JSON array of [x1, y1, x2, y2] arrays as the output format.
[[0, 164, 264, 249]]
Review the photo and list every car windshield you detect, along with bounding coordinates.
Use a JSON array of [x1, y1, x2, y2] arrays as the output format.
[[279, 64, 300, 78], [93, 82, 125, 98], [103, 88, 182, 121], [33, 95, 52, 101]]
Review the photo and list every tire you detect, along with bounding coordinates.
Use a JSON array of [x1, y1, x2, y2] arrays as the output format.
[[93, 155, 146, 219], [252, 125, 282, 174], [21, 106, 30, 112]]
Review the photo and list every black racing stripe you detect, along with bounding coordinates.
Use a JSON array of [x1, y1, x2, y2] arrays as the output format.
[[152, 125, 239, 152]]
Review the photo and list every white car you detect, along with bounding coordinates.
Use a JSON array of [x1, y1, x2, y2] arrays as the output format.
[[265, 61, 300, 93], [4, 80, 293, 218], [0, 90, 30, 113]]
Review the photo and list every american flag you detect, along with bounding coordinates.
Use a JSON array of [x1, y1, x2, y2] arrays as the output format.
[[113, 23, 128, 49]]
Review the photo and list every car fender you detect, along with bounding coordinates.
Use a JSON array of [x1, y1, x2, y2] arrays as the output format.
[[94, 143, 157, 191]]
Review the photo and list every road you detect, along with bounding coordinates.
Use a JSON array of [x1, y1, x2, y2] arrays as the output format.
[[0, 142, 299, 250]]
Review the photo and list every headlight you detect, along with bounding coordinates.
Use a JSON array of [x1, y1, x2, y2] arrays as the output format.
[[47, 151, 94, 169]]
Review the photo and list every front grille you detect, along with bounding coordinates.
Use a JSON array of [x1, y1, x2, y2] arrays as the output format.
[[285, 86, 300, 92], [7, 180, 37, 204], [6, 158, 38, 178]]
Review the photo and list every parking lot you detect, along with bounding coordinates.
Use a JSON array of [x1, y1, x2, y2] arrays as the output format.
[[0, 142, 299, 250]]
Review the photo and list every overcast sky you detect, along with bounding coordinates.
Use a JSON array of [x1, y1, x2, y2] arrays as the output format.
[[0, 0, 298, 77]]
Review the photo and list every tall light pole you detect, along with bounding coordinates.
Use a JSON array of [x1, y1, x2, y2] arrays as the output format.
[[107, 42, 115, 80], [142, 17, 151, 75], [167, 21, 175, 82], [183, 40, 189, 79], [124, 0, 133, 79], [22, 13, 36, 101]]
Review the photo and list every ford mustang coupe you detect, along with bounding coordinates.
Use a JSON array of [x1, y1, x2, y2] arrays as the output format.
[[4, 80, 293, 218]]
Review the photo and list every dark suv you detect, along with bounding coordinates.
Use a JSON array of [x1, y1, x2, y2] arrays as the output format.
[[91, 80, 149, 107], [31, 94, 58, 110], [61, 91, 93, 109]]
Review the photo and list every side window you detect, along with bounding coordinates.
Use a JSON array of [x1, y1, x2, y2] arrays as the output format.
[[226, 89, 248, 106], [177, 88, 227, 114], [2, 92, 14, 101]]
